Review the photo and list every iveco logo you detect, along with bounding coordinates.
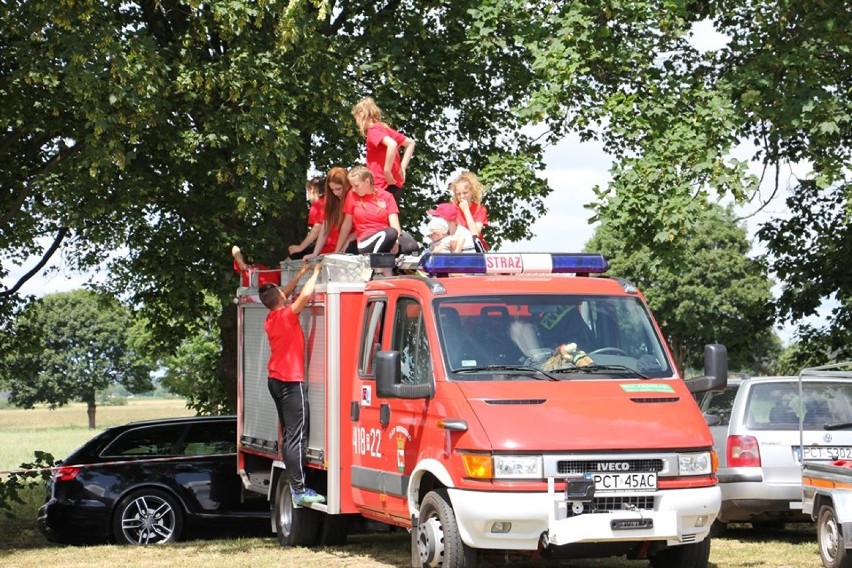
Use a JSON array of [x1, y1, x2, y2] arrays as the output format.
[[597, 462, 630, 472]]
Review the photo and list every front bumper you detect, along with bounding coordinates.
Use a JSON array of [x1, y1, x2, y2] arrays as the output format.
[[447, 484, 719, 551]]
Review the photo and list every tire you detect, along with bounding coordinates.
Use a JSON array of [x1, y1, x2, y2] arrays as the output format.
[[112, 488, 183, 545], [316, 513, 356, 546], [649, 538, 710, 568], [709, 520, 727, 538], [817, 504, 852, 568], [415, 489, 478, 568], [272, 474, 320, 547]]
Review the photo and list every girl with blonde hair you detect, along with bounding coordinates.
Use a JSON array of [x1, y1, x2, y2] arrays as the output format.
[[335, 165, 419, 256], [351, 97, 415, 202], [450, 171, 489, 250]]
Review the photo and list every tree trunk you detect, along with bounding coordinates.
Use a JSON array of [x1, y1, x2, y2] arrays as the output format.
[[86, 392, 97, 430], [217, 303, 239, 412], [669, 336, 685, 376]]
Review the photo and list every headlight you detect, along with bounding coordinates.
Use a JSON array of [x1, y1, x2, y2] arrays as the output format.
[[493, 455, 543, 479], [678, 452, 712, 476]]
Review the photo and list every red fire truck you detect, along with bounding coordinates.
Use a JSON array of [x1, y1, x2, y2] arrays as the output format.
[[236, 252, 727, 567]]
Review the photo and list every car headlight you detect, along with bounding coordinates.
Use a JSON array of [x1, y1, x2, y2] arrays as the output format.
[[493, 455, 543, 479], [678, 452, 713, 476], [461, 454, 543, 479]]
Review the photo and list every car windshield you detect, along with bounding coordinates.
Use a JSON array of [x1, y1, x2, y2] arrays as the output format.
[[745, 381, 852, 431], [435, 294, 672, 380]]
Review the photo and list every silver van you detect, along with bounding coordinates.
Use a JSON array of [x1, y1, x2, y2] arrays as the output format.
[[700, 375, 852, 531]]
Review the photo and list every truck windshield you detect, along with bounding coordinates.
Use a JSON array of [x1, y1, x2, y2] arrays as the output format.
[[434, 295, 672, 380]]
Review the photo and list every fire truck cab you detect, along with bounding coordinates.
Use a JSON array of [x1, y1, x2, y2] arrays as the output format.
[[236, 252, 727, 567]]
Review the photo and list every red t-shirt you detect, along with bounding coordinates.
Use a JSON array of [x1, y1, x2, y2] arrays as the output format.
[[366, 124, 407, 191], [323, 222, 340, 254], [343, 189, 399, 241], [456, 202, 489, 249], [308, 198, 325, 227], [264, 305, 304, 382], [456, 202, 488, 230]]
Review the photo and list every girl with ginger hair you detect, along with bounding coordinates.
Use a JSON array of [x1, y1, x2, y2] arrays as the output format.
[[351, 97, 415, 202], [450, 171, 489, 250], [304, 167, 358, 259]]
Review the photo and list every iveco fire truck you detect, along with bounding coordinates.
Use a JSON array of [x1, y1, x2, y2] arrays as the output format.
[[235, 252, 727, 567]]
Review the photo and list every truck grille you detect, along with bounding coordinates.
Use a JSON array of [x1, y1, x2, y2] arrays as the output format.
[[592, 495, 655, 511], [557, 459, 664, 474]]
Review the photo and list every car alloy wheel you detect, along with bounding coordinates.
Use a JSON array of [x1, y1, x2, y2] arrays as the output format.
[[114, 489, 183, 545]]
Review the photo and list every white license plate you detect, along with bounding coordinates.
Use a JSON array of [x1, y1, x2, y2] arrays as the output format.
[[802, 446, 852, 460], [591, 472, 657, 493]]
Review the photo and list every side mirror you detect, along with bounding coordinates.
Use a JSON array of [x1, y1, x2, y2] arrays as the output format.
[[375, 351, 434, 400], [685, 344, 728, 394]]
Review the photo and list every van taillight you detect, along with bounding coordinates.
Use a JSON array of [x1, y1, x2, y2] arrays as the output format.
[[727, 435, 761, 467], [54, 466, 81, 482]]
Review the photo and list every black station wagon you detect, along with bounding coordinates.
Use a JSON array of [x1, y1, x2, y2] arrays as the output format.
[[38, 415, 268, 545]]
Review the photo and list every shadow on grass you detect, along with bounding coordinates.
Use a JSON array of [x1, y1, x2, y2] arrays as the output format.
[[717, 522, 816, 546]]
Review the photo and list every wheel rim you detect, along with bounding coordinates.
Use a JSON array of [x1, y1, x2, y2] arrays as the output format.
[[278, 490, 293, 538], [120, 495, 176, 545], [417, 515, 445, 567], [821, 512, 841, 563]]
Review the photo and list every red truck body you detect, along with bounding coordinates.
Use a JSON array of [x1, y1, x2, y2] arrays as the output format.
[[236, 253, 727, 567]]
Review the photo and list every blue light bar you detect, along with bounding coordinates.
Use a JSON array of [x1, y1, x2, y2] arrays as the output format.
[[419, 253, 608, 276]]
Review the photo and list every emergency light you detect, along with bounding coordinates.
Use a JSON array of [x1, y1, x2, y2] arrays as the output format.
[[419, 253, 608, 276]]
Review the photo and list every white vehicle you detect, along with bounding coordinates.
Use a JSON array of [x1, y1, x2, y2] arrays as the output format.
[[800, 363, 852, 568]]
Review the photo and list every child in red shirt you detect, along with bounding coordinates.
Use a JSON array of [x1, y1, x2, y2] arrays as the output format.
[[351, 97, 415, 203], [335, 166, 419, 255], [450, 171, 489, 252]]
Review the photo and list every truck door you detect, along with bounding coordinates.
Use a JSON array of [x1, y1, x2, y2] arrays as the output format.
[[351, 295, 433, 525]]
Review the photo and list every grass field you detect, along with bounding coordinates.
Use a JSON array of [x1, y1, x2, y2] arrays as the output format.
[[0, 398, 194, 473], [0, 399, 826, 567]]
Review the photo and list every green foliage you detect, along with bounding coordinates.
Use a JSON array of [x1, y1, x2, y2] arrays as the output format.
[[470, 0, 851, 363], [0, 451, 54, 520], [1, 0, 552, 405], [129, 293, 229, 413], [586, 203, 779, 373], [0, 290, 154, 427]]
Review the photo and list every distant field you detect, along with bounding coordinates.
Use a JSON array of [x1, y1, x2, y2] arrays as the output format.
[[0, 398, 194, 473]]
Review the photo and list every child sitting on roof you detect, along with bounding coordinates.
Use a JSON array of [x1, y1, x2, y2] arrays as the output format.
[[427, 202, 476, 253]]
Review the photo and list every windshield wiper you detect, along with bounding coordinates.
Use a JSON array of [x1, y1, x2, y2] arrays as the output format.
[[824, 421, 852, 431], [452, 364, 559, 381], [546, 364, 649, 379]]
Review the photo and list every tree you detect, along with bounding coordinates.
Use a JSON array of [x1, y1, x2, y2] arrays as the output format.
[[1, 1, 552, 408], [469, 0, 851, 363], [586, 203, 779, 374], [0, 290, 153, 428], [128, 294, 228, 415]]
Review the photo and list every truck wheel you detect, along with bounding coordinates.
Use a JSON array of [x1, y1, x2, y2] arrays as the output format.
[[416, 489, 478, 567], [316, 513, 355, 546], [273, 475, 319, 548], [817, 504, 852, 568], [112, 488, 183, 545], [649, 538, 710, 568]]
